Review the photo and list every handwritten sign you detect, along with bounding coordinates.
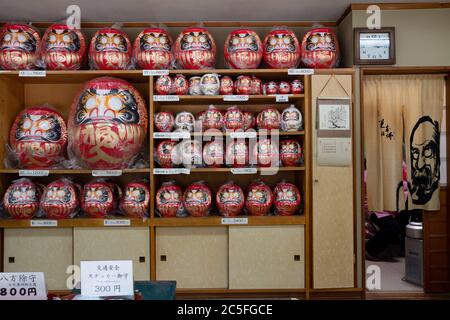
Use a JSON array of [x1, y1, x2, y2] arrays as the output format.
[[0, 272, 47, 300]]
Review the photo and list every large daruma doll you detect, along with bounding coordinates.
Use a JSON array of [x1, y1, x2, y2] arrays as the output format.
[[174, 27, 216, 69], [263, 28, 300, 69], [224, 29, 262, 69], [0, 23, 41, 70], [10, 106, 67, 169], [89, 28, 132, 70], [133, 28, 172, 69], [301, 28, 340, 68], [68, 77, 148, 169], [40, 24, 86, 70]]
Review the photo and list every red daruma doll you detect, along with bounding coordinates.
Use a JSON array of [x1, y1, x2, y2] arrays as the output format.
[[183, 181, 212, 217], [203, 141, 224, 168], [10, 106, 67, 169], [224, 29, 263, 69], [156, 182, 183, 217], [121, 180, 150, 218], [245, 180, 273, 216], [81, 179, 121, 218], [68, 77, 148, 169], [40, 178, 80, 219], [174, 27, 216, 69], [133, 28, 173, 70], [301, 27, 340, 68], [40, 24, 86, 70], [89, 28, 132, 70], [216, 181, 245, 217], [273, 182, 301, 216], [280, 139, 302, 166], [3, 178, 42, 219], [155, 140, 177, 168], [0, 23, 41, 70], [263, 28, 300, 69]]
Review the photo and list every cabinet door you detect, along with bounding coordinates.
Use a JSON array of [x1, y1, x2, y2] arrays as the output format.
[[3, 228, 73, 291], [156, 227, 228, 289], [229, 225, 305, 289], [73, 227, 150, 281]]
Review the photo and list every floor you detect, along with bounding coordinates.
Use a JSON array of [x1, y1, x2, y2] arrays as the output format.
[[366, 258, 423, 292]]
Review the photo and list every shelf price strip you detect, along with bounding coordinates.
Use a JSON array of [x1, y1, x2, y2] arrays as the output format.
[[221, 217, 249, 225], [104, 219, 131, 226], [92, 170, 122, 177], [287, 68, 314, 75], [142, 69, 169, 76], [30, 220, 58, 227], [153, 132, 190, 139], [153, 168, 190, 175], [153, 95, 180, 102], [19, 170, 49, 177], [231, 168, 257, 174], [19, 70, 46, 77], [223, 95, 249, 102]]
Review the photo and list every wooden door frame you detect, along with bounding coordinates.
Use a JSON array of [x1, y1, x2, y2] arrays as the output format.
[[360, 66, 450, 294]]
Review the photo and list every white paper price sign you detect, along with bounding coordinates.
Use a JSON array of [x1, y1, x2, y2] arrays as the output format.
[[231, 168, 257, 174], [80, 260, 133, 298], [104, 219, 131, 226], [229, 131, 257, 139], [221, 217, 248, 225], [153, 168, 190, 175], [153, 95, 180, 102], [153, 132, 190, 139], [19, 170, 49, 177], [19, 70, 46, 77], [30, 220, 58, 227], [92, 170, 122, 177], [0, 272, 47, 300], [275, 94, 290, 103], [223, 95, 249, 102], [142, 69, 169, 76], [288, 68, 314, 75]]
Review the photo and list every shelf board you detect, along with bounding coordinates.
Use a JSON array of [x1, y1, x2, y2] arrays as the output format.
[[154, 215, 306, 227], [153, 131, 305, 139], [154, 167, 305, 173], [154, 94, 304, 104], [0, 218, 150, 228], [0, 168, 151, 175]]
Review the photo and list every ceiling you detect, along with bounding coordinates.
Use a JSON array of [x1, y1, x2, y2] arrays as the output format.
[[0, 0, 443, 23]]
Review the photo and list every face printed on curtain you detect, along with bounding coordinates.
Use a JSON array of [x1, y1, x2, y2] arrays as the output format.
[[410, 116, 440, 205]]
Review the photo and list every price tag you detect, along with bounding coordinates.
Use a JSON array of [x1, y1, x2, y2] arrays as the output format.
[[0, 272, 47, 300], [275, 94, 290, 103], [142, 69, 169, 76], [80, 260, 134, 298], [221, 217, 249, 225], [223, 95, 249, 102], [153, 168, 190, 175], [229, 131, 257, 139], [153, 95, 180, 102], [231, 168, 257, 174], [153, 132, 190, 139], [19, 170, 49, 177], [103, 219, 131, 226], [288, 68, 314, 75], [92, 170, 122, 177], [30, 220, 58, 227], [19, 70, 46, 77]]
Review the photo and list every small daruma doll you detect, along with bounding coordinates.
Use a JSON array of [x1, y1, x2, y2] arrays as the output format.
[[174, 111, 195, 132], [234, 75, 252, 95], [253, 138, 279, 167], [281, 105, 303, 131], [202, 105, 223, 131], [175, 139, 202, 168], [301, 27, 340, 68], [224, 106, 244, 130], [155, 140, 177, 168], [220, 76, 234, 95], [245, 180, 273, 216], [133, 28, 172, 69], [280, 139, 302, 166], [263, 28, 300, 69], [81, 179, 121, 218], [3, 178, 42, 219], [242, 111, 255, 131], [40, 178, 79, 219], [273, 182, 301, 216], [41, 24, 86, 70], [156, 182, 183, 217], [257, 108, 281, 131], [174, 27, 216, 69], [89, 28, 131, 70], [68, 77, 148, 169], [0, 23, 41, 70], [224, 29, 263, 69], [203, 140, 224, 168], [155, 75, 173, 95], [10, 106, 67, 169], [154, 111, 175, 132], [183, 181, 212, 217], [216, 181, 245, 217], [173, 74, 189, 95], [200, 73, 220, 95], [121, 180, 150, 218], [226, 141, 248, 167]]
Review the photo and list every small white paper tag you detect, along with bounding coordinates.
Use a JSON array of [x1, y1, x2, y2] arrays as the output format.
[[231, 168, 257, 174], [19, 170, 49, 177], [104, 219, 131, 226], [92, 170, 122, 177], [80, 260, 134, 298], [221, 217, 249, 225], [30, 220, 58, 227], [223, 95, 249, 101], [153, 168, 190, 175], [19, 70, 46, 77], [0, 272, 47, 300], [288, 68, 314, 75], [142, 69, 169, 76], [229, 132, 257, 139], [153, 95, 180, 102], [275, 94, 290, 102], [153, 132, 190, 139]]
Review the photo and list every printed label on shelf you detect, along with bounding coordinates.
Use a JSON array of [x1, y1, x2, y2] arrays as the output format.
[[229, 131, 257, 139], [19, 170, 49, 177], [0, 272, 47, 300], [92, 170, 122, 177], [80, 260, 134, 298], [153, 168, 191, 175], [103, 219, 131, 226], [223, 95, 249, 101], [221, 217, 249, 225], [30, 220, 58, 227], [275, 94, 290, 103], [231, 168, 257, 174], [288, 68, 314, 75], [19, 70, 46, 77], [142, 69, 169, 76], [153, 132, 190, 139], [153, 95, 180, 102]]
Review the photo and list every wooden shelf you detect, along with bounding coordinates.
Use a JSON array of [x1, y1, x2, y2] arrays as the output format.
[[154, 215, 306, 227], [0, 218, 150, 228], [0, 168, 151, 175], [154, 94, 304, 104]]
